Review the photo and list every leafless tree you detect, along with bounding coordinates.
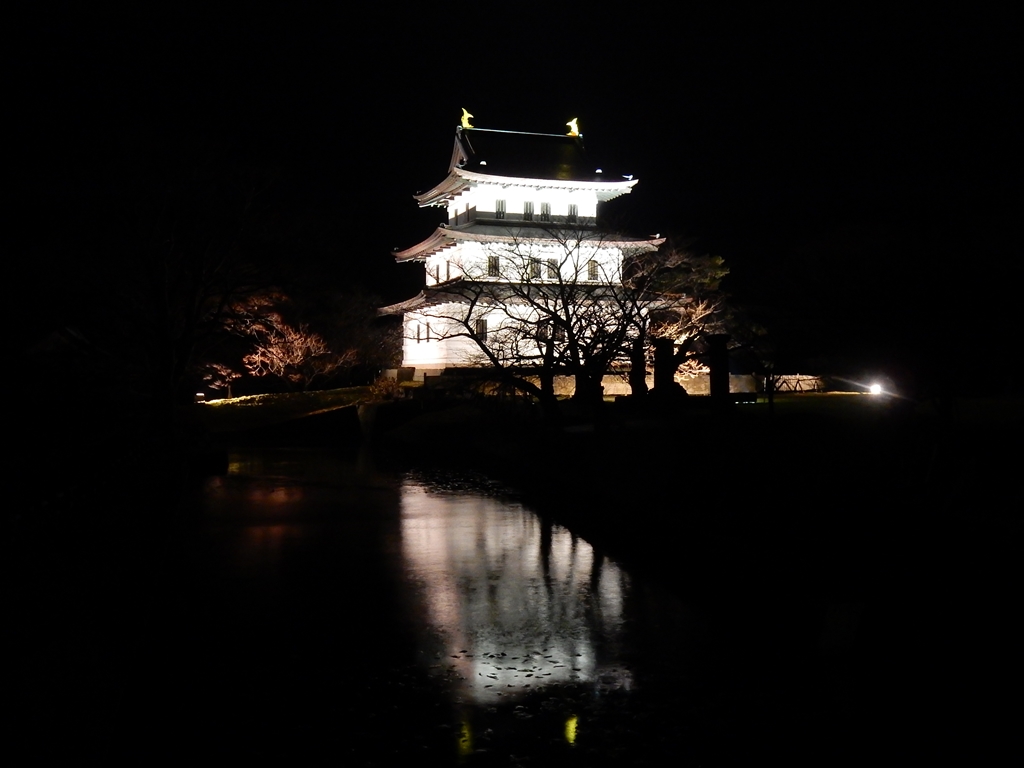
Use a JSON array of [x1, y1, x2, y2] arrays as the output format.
[[225, 293, 358, 390], [626, 252, 730, 395], [200, 362, 243, 398], [416, 227, 728, 409]]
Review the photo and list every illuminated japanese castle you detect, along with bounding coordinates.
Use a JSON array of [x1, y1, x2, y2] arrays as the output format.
[[383, 113, 662, 376]]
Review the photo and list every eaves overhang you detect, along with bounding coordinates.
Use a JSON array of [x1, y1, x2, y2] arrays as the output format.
[[378, 282, 473, 315], [413, 172, 472, 207], [455, 168, 639, 201], [413, 168, 640, 208], [393, 228, 457, 262], [379, 292, 429, 315], [394, 227, 664, 263]]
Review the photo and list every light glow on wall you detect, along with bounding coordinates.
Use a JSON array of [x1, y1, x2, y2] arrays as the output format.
[[447, 181, 611, 223]]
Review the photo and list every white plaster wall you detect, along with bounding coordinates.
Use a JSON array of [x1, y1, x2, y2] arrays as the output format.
[[403, 297, 637, 370], [403, 314, 445, 367], [424, 241, 482, 286], [426, 239, 624, 287], [454, 182, 599, 220], [402, 306, 498, 368]]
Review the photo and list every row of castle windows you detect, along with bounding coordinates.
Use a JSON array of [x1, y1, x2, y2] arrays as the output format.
[[487, 254, 599, 281], [430, 257, 601, 282], [413, 318, 563, 343], [429, 258, 599, 283], [494, 200, 578, 223], [425, 253, 606, 286], [413, 319, 482, 343]]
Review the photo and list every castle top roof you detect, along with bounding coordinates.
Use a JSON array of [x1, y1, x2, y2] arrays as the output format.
[[415, 126, 636, 207], [456, 127, 603, 182]]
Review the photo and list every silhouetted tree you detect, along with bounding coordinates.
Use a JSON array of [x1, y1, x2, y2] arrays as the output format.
[[419, 229, 730, 409], [619, 248, 730, 397]]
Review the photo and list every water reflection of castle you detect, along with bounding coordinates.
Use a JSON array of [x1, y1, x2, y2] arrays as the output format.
[[399, 481, 634, 703]]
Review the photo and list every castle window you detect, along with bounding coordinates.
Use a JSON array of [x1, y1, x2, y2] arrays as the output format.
[[540, 202, 551, 222], [523, 201, 534, 221], [474, 318, 488, 340], [495, 200, 506, 220], [488, 254, 500, 277], [416, 324, 422, 343], [546, 259, 559, 279], [539, 321, 565, 341], [530, 258, 542, 279], [425, 322, 432, 341], [588, 260, 599, 281], [567, 204, 578, 223]]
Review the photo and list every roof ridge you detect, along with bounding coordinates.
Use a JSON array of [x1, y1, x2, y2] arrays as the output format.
[[462, 127, 573, 138]]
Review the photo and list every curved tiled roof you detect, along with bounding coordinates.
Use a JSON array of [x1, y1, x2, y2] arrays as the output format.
[[413, 127, 638, 207], [457, 128, 604, 181], [394, 225, 664, 263]]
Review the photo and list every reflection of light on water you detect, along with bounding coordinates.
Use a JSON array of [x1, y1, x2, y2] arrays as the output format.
[[400, 480, 629, 702], [226, 452, 305, 479], [206, 470, 306, 514], [230, 524, 302, 575], [242, 523, 289, 553], [457, 720, 472, 756], [565, 714, 578, 745], [599, 563, 624, 619], [203, 467, 311, 577], [243, 485, 303, 505]]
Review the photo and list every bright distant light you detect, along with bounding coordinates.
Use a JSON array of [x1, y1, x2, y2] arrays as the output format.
[[869, 383, 883, 395]]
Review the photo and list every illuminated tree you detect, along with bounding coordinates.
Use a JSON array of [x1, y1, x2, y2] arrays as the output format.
[[624, 251, 730, 396], [200, 362, 243, 398], [224, 293, 359, 391], [242, 318, 354, 388]]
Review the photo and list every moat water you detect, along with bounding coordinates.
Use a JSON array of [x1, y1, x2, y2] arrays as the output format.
[[190, 450, 705, 763], [176, 448, 861, 764], [17, 444, 994, 764]]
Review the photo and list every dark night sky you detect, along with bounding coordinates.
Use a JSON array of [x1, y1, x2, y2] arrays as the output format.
[[14, 8, 1021, 382]]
